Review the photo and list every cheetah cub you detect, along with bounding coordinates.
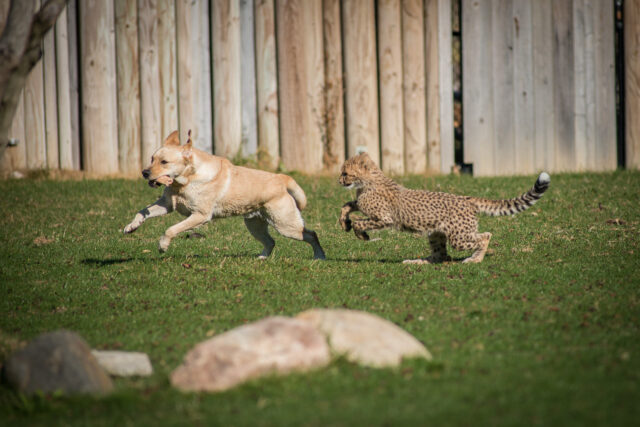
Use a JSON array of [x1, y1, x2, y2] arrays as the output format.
[[338, 153, 550, 264]]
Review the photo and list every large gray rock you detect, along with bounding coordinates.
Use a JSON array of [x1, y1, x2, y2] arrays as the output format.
[[91, 350, 153, 377], [3, 330, 113, 395], [170, 316, 330, 392], [296, 309, 432, 367]]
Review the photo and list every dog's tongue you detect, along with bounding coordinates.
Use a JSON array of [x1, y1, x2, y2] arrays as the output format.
[[156, 175, 174, 186]]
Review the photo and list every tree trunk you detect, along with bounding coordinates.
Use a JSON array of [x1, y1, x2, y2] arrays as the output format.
[[0, 0, 68, 163]]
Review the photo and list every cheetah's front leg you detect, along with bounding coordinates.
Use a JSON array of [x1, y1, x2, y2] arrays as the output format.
[[351, 218, 392, 241], [339, 201, 358, 232]]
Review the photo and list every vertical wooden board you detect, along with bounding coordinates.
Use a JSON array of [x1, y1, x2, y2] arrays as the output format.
[[512, 0, 534, 174], [240, 0, 258, 157], [532, 0, 554, 172], [403, 0, 426, 174], [138, 0, 162, 164], [592, 0, 616, 171], [43, 27, 59, 169], [276, 0, 325, 172], [572, 0, 588, 171], [377, 0, 404, 175], [342, 0, 380, 165], [437, 0, 454, 174], [157, 0, 178, 141], [625, 0, 640, 169], [115, 0, 141, 176], [491, 0, 515, 176], [55, 6, 75, 170], [66, 0, 82, 170], [176, 0, 212, 153], [583, 0, 596, 170], [254, 0, 280, 169], [425, 0, 442, 173], [322, 0, 345, 172], [552, 0, 576, 172], [212, 0, 242, 159], [80, 0, 119, 175], [24, 50, 46, 169]]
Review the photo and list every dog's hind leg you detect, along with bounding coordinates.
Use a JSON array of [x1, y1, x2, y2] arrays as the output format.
[[244, 215, 275, 259], [266, 196, 326, 260]]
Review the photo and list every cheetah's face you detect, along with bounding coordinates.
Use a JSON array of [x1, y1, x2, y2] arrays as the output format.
[[338, 153, 376, 189]]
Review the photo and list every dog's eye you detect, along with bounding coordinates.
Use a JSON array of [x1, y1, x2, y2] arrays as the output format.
[[161, 160, 168, 165]]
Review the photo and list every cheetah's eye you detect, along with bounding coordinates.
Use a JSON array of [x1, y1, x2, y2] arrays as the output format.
[[161, 160, 168, 165]]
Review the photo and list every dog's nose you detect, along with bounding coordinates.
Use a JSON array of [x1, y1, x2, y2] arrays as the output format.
[[142, 169, 150, 179]]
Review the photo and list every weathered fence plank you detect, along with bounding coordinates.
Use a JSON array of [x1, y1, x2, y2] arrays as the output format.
[[276, 0, 325, 172], [212, 0, 242, 159], [626, 0, 640, 169], [322, 0, 345, 172], [462, 0, 493, 176], [377, 0, 404, 175], [177, 0, 212, 152], [24, 49, 46, 169], [80, 0, 119, 175], [491, 0, 515, 176], [552, 0, 576, 172], [425, 0, 441, 173], [139, 0, 178, 164], [437, 0, 454, 174], [55, 5, 74, 170], [593, 0, 616, 171], [66, 0, 82, 170], [43, 27, 59, 170], [532, 0, 554, 172], [512, 0, 534, 174], [115, 0, 141, 176], [342, 0, 380, 165], [240, 0, 258, 157], [255, 0, 279, 169], [403, 0, 426, 174]]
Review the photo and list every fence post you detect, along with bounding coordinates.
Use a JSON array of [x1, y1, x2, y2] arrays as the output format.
[[377, 0, 404, 175], [276, 0, 325, 172], [43, 27, 59, 170], [626, 0, 640, 169], [342, 0, 380, 165], [255, 0, 280, 169]]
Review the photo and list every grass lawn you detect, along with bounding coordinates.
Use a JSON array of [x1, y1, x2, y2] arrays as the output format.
[[0, 170, 639, 426]]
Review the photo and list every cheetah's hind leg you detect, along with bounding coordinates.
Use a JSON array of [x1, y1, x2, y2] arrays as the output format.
[[461, 232, 492, 264], [402, 231, 451, 264]]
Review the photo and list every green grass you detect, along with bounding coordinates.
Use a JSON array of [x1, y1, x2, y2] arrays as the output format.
[[0, 171, 639, 426]]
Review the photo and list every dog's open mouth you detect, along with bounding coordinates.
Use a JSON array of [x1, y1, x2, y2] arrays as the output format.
[[148, 175, 174, 188]]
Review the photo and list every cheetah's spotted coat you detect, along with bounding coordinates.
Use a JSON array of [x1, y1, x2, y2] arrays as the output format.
[[338, 153, 550, 264]]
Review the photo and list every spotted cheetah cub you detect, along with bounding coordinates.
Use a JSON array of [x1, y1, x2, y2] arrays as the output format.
[[338, 153, 550, 264]]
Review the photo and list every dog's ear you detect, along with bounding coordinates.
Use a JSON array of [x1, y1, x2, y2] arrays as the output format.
[[164, 130, 180, 147], [182, 130, 193, 161]]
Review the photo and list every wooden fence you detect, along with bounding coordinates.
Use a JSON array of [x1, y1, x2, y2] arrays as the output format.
[[1, 0, 639, 177]]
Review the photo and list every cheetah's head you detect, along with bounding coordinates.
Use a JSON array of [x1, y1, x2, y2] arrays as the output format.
[[338, 152, 379, 190]]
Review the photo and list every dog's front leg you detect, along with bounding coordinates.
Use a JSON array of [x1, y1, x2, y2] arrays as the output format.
[[339, 201, 359, 232], [158, 213, 208, 253], [124, 196, 173, 234]]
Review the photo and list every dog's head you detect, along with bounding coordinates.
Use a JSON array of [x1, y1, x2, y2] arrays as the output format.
[[142, 131, 193, 188]]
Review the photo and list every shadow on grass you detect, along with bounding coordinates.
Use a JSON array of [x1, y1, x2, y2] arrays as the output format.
[[81, 258, 135, 266]]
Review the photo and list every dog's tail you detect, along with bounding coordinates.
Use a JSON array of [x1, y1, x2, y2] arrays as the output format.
[[285, 176, 307, 210], [469, 172, 550, 216]]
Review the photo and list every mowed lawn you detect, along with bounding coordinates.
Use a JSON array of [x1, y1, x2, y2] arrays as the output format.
[[0, 170, 638, 426]]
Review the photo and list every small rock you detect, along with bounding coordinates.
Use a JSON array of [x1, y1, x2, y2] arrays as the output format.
[[170, 316, 330, 392], [91, 350, 153, 377], [296, 309, 432, 367], [3, 330, 113, 395], [10, 171, 25, 179]]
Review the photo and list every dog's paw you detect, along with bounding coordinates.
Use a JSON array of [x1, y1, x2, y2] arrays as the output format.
[[158, 236, 171, 253], [123, 222, 139, 234]]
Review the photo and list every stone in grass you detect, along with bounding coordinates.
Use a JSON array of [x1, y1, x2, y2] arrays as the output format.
[[296, 309, 432, 368], [91, 350, 153, 377], [3, 330, 113, 395], [170, 316, 330, 392]]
